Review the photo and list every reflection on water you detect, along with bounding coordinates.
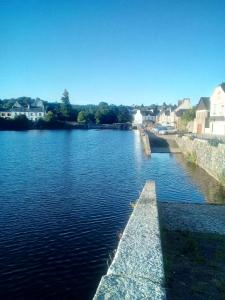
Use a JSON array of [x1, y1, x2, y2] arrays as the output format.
[[174, 154, 225, 204]]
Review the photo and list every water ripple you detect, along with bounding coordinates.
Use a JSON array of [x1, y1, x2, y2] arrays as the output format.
[[0, 130, 225, 300]]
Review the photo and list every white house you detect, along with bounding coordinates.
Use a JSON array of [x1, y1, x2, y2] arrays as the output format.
[[132, 109, 156, 126], [0, 99, 46, 122], [210, 83, 225, 135]]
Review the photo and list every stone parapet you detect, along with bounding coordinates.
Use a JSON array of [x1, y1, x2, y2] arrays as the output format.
[[139, 129, 151, 156], [93, 181, 166, 300]]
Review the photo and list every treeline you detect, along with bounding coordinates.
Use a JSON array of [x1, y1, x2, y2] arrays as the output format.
[[45, 101, 131, 124], [0, 115, 74, 130], [0, 90, 132, 130]]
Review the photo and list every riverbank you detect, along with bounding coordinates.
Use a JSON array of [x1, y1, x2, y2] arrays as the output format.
[[0, 119, 131, 131], [175, 134, 225, 187]]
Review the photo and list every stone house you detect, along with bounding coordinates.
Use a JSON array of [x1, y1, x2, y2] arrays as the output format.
[[193, 97, 210, 134], [210, 83, 225, 135], [0, 99, 46, 122]]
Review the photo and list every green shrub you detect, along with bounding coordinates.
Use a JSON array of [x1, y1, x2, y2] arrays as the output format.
[[186, 151, 197, 164]]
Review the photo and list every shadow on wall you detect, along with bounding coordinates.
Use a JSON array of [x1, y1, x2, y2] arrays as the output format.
[[175, 154, 225, 204]]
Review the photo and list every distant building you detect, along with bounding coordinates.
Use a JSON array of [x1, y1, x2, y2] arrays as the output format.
[[176, 98, 192, 110], [193, 97, 210, 134], [0, 99, 46, 121], [157, 98, 192, 128], [209, 83, 225, 135], [132, 109, 156, 126], [157, 109, 175, 126]]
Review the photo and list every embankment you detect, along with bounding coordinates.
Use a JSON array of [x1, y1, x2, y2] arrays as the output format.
[[176, 135, 225, 186], [140, 129, 151, 155]]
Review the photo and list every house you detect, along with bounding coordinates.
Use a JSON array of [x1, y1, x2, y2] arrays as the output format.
[[157, 98, 192, 128], [157, 109, 173, 126], [174, 98, 192, 130], [132, 109, 156, 127], [157, 108, 176, 126], [0, 99, 46, 121], [209, 83, 225, 135], [176, 98, 192, 111], [193, 97, 210, 134]]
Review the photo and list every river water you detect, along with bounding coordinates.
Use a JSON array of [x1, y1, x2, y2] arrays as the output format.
[[0, 130, 225, 300]]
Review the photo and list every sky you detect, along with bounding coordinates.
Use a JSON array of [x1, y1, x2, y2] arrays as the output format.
[[0, 0, 225, 105]]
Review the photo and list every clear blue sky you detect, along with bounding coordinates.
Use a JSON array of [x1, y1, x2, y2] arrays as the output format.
[[1, 0, 225, 105]]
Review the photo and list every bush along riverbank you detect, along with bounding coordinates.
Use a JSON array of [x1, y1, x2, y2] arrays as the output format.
[[0, 115, 131, 131]]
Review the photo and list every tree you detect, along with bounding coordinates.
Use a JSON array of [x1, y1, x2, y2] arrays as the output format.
[[77, 111, 95, 123], [77, 111, 87, 123], [179, 107, 196, 132], [60, 89, 72, 120], [45, 111, 56, 122], [181, 108, 196, 123], [117, 106, 131, 123], [61, 89, 70, 105]]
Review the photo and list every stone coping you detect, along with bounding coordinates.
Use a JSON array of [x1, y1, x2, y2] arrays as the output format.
[[93, 181, 166, 300]]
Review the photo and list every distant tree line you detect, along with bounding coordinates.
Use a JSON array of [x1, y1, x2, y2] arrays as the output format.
[[0, 90, 132, 130]]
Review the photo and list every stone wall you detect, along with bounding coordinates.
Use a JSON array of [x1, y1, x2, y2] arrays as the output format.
[[176, 135, 225, 186], [93, 181, 166, 300], [140, 129, 151, 156]]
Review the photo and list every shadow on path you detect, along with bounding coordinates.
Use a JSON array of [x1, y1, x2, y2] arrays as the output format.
[[147, 132, 180, 153]]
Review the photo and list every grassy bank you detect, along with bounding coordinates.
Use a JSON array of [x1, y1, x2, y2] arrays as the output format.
[[161, 228, 225, 299]]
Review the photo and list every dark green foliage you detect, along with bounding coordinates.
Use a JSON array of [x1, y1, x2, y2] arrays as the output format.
[[0, 97, 48, 110], [59, 89, 73, 121], [77, 111, 95, 123], [181, 107, 196, 123], [61, 89, 70, 105], [0, 115, 31, 130], [76, 102, 131, 124]]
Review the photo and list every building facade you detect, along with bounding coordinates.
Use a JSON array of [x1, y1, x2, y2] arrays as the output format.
[[209, 83, 225, 135], [132, 109, 156, 126], [157, 98, 192, 128], [193, 97, 210, 134], [0, 99, 46, 121]]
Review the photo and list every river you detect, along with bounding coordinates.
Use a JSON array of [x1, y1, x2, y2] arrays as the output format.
[[0, 130, 225, 300]]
